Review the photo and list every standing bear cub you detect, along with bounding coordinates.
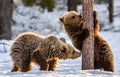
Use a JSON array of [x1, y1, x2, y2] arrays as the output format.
[[59, 11, 114, 72], [10, 32, 81, 72]]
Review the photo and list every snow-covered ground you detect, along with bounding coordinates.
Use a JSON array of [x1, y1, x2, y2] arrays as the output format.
[[0, 0, 120, 77]]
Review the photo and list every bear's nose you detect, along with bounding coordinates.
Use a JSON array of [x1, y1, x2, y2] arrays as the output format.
[[79, 15, 83, 20]]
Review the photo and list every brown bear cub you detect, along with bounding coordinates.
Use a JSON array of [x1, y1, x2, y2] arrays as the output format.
[[59, 11, 114, 72], [59, 11, 89, 51], [10, 32, 81, 72]]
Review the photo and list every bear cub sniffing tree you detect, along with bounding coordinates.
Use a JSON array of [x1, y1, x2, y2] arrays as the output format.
[[59, 11, 114, 72], [59, 11, 89, 51], [10, 32, 81, 72]]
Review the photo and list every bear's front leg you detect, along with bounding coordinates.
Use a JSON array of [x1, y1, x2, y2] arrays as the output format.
[[48, 59, 58, 71], [32, 50, 49, 71], [40, 61, 49, 71], [82, 28, 89, 40]]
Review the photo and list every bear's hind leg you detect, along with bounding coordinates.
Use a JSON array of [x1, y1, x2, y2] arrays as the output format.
[[102, 60, 114, 72], [32, 50, 49, 71], [11, 63, 18, 72], [48, 59, 58, 71], [94, 60, 103, 70], [104, 66, 114, 72]]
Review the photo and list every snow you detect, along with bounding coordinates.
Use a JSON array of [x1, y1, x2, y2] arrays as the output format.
[[0, 0, 120, 77]]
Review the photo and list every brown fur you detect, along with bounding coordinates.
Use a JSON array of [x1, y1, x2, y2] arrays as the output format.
[[10, 32, 81, 72], [59, 11, 114, 72], [59, 11, 89, 51], [93, 11, 114, 72]]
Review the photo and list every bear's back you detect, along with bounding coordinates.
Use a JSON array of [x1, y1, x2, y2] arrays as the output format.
[[94, 34, 113, 65], [11, 32, 45, 53], [39, 36, 65, 52]]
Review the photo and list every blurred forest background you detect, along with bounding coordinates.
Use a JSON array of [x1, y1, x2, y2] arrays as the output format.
[[1, 1, 120, 75], [0, 0, 117, 40]]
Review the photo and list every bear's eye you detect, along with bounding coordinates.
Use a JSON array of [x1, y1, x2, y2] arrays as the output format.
[[72, 50, 75, 54], [62, 47, 66, 53], [72, 16, 75, 19]]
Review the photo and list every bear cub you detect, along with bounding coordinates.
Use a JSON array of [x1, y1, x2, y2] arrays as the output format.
[[10, 32, 81, 72], [59, 11, 114, 72]]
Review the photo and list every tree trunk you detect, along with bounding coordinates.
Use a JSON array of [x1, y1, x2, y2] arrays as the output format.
[[0, 0, 13, 40], [108, 0, 113, 23], [82, 0, 94, 70], [67, 0, 77, 11]]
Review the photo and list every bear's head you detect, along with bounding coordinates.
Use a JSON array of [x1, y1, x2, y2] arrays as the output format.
[[59, 37, 81, 59], [59, 11, 83, 27], [32, 36, 81, 62]]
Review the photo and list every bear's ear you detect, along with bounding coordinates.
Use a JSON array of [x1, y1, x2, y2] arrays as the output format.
[[60, 38, 66, 43], [61, 47, 68, 59], [59, 17, 64, 23]]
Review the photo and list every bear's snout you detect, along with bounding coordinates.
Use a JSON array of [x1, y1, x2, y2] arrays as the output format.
[[72, 51, 81, 59]]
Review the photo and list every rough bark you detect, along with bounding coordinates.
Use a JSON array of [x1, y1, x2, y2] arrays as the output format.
[[82, 0, 94, 70], [0, 0, 13, 40], [67, 0, 77, 11]]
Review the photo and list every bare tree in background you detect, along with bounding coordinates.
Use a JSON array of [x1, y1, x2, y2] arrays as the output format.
[[0, 0, 13, 40], [108, 0, 114, 23], [82, 0, 94, 70], [67, 0, 77, 11]]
